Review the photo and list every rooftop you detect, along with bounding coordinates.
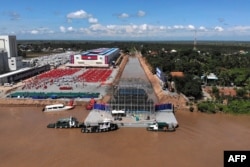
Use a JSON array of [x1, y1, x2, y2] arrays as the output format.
[[81, 48, 118, 56], [170, 71, 184, 77]]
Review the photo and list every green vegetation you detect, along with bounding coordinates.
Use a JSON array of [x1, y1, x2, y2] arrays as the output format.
[[225, 99, 250, 114], [173, 74, 202, 99], [197, 101, 217, 113], [137, 41, 250, 114], [198, 99, 250, 114]]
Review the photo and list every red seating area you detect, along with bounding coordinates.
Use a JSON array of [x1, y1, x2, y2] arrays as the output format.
[[37, 69, 80, 79], [77, 69, 112, 82], [21, 68, 112, 91], [21, 69, 80, 90]]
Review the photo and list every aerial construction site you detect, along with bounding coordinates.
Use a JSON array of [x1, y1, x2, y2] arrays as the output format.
[[0, 48, 180, 131]]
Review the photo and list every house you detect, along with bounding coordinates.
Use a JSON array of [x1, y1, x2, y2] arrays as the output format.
[[170, 71, 184, 78], [201, 73, 218, 85]]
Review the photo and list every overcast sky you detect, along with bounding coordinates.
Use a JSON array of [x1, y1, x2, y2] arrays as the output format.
[[0, 0, 250, 41]]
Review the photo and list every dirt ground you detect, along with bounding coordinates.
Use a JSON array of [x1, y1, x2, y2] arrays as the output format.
[[204, 86, 237, 97]]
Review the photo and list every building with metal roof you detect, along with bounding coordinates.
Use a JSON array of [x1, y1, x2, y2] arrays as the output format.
[[0, 65, 50, 85], [67, 48, 120, 67]]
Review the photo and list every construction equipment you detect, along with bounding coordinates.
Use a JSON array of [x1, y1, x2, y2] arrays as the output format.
[[47, 116, 83, 128], [81, 118, 118, 133], [147, 121, 175, 132]]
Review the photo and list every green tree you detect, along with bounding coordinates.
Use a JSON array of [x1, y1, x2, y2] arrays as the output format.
[[173, 74, 202, 99], [197, 101, 216, 113]]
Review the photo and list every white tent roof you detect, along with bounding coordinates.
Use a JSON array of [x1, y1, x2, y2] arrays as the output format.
[[207, 73, 218, 80]]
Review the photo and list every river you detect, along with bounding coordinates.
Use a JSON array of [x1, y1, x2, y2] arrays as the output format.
[[0, 106, 249, 167]]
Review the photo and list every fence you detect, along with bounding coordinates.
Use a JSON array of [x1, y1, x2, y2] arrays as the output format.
[[8, 92, 100, 99]]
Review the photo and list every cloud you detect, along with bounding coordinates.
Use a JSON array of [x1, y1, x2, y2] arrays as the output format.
[[137, 10, 146, 17], [229, 26, 250, 32], [14, 20, 250, 40], [117, 10, 145, 19], [85, 23, 168, 37], [214, 26, 224, 32], [67, 10, 91, 19], [159, 26, 166, 30], [31, 30, 39, 34], [66, 9, 99, 24], [67, 27, 74, 32], [199, 26, 208, 31], [59, 26, 75, 32], [106, 25, 116, 30], [20, 27, 55, 35], [172, 25, 197, 30], [118, 13, 129, 18], [81, 24, 206, 37], [88, 17, 98, 24], [187, 25, 195, 30], [60, 26, 66, 33], [173, 25, 184, 29], [89, 24, 106, 31], [140, 24, 148, 31]]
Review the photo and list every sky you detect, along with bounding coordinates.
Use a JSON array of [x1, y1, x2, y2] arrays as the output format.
[[0, 0, 250, 41]]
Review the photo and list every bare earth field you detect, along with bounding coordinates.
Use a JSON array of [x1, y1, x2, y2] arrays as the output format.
[[0, 106, 250, 167]]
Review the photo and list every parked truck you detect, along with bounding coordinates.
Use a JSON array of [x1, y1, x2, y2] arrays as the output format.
[[147, 121, 175, 132], [81, 118, 118, 133], [47, 116, 119, 133], [47, 116, 83, 128]]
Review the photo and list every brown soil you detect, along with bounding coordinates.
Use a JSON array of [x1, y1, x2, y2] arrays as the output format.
[[204, 86, 237, 97]]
